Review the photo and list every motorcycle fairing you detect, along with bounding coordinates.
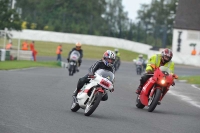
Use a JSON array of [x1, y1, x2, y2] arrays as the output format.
[[77, 82, 97, 108], [140, 77, 156, 106]]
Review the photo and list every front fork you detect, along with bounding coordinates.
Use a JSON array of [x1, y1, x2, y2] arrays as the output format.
[[88, 88, 96, 103], [88, 87, 105, 103], [160, 87, 169, 101]]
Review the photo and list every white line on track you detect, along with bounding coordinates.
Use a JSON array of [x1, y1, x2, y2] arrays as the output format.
[[168, 90, 200, 109], [191, 84, 200, 91]]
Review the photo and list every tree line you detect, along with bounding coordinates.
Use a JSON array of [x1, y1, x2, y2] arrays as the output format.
[[0, 0, 178, 48]]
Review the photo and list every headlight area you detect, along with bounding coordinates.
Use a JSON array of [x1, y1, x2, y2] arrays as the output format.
[[160, 79, 166, 84]]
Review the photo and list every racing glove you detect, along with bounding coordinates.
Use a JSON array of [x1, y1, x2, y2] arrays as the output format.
[[88, 72, 95, 79], [172, 74, 178, 79]]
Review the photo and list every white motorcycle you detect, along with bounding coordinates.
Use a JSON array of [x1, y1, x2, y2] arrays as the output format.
[[68, 50, 80, 76], [133, 59, 147, 75], [70, 69, 114, 116]]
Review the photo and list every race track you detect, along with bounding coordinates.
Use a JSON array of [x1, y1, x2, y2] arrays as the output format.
[[0, 58, 200, 133]]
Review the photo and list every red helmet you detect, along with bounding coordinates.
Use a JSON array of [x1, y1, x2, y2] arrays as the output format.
[[161, 48, 173, 63]]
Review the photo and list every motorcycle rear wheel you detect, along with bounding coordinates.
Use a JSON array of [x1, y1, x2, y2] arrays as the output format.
[[136, 95, 145, 109], [148, 89, 161, 112], [84, 92, 103, 116]]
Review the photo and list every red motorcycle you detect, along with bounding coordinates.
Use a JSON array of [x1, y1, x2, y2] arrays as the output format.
[[136, 65, 178, 112]]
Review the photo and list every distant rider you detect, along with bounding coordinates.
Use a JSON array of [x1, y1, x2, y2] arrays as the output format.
[[136, 54, 146, 71], [67, 42, 83, 71], [114, 49, 120, 57], [72, 50, 116, 101], [135, 48, 175, 104]]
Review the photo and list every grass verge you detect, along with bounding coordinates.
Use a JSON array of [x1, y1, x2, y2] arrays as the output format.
[[179, 76, 200, 85], [0, 60, 60, 70]]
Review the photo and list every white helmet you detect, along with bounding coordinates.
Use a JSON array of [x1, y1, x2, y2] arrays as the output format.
[[139, 54, 143, 58]]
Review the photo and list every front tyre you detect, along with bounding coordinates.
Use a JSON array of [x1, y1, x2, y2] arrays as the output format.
[[148, 89, 161, 112], [136, 95, 145, 109], [84, 92, 103, 116], [69, 65, 74, 76]]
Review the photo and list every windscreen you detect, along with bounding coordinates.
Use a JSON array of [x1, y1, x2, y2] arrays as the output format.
[[95, 69, 115, 82], [160, 66, 171, 75], [70, 50, 80, 60], [136, 60, 143, 65]]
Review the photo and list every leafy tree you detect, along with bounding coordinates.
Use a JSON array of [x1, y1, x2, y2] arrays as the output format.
[[0, 0, 22, 30], [16, 0, 134, 40], [137, 0, 178, 47]]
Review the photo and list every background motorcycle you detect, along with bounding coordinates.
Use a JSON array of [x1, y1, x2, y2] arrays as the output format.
[[68, 51, 80, 76], [136, 65, 178, 112], [70, 69, 114, 116]]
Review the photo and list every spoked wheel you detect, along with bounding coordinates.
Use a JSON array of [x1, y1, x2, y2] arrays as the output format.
[[84, 92, 103, 116], [148, 89, 161, 112], [136, 95, 145, 109], [71, 98, 80, 112]]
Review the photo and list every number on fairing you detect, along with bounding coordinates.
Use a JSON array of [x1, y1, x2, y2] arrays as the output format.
[[100, 79, 110, 88]]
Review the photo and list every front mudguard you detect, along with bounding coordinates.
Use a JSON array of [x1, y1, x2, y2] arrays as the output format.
[[139, 79, 156, 106]]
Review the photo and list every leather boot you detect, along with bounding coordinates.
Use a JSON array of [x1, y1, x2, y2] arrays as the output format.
[[72, 89, 78, 96], [135, 85, 142, 94]]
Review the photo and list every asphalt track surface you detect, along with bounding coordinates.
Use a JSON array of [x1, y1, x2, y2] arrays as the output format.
[[0, 57, 200, 133]]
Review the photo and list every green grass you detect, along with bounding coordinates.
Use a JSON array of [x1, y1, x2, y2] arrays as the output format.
[[0, 38, 147, 70], [179, 76, 200, 85], [0, 60, 60, 70], [0, 38, 147, 61]]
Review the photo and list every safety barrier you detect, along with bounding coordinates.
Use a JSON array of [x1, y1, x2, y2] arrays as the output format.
[[9, 50, 32, 60], [10, 29, 200, 67]]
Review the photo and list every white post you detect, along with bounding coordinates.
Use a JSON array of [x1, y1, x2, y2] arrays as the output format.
[[11, 0, 16, 21], [11, 0, 15, 9], [3, 28, 7, 49], [17, 32, 21, 60]]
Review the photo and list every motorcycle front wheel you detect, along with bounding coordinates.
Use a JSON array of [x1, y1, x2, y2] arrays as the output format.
[[136, 67, 142, 75], [84, 92, 103, 116], [69, 65, 74, 76], [148, 89, 161, 112]]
